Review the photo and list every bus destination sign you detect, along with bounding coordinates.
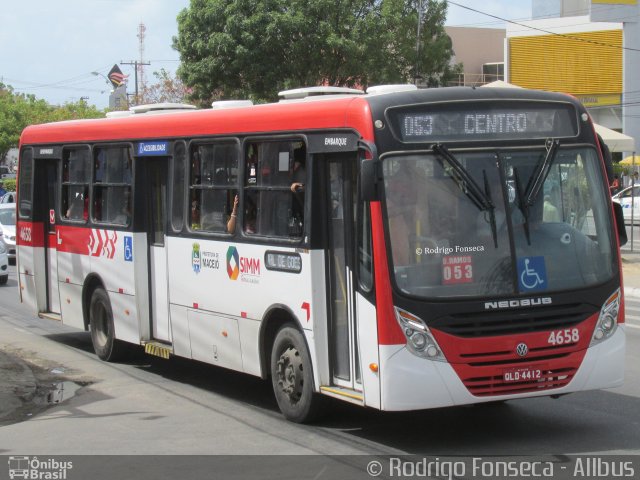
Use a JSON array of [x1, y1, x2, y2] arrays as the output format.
[[264, 250, 302, 274], [392, 102, 578, 143]]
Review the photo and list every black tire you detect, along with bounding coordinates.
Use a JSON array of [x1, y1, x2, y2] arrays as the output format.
[[0, 275, 7, 285], [89, 288, 126, 361], [270, 325, 321, 423]]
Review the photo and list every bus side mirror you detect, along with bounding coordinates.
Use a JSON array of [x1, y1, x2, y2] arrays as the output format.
[[360, 160, 381, 201], [613, 202, 627, 247]]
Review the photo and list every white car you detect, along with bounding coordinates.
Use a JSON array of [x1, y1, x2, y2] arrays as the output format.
[[0, 204, 16, 263], [0, 241, 7, 285], [0, 192, 16, 204], [612, 185, 640, 224]]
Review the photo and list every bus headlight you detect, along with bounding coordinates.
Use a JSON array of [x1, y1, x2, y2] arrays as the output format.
[[591, 289, 620, 346], [0, 243, 6, 255], [395, 307, 446, 361]]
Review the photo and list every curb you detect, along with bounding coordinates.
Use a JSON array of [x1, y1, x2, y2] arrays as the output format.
[[0, 350, 38, 422]]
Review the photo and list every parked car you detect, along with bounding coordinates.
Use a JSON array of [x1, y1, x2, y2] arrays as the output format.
[[0, 241, 7, 285], [0, 192, 16, 204], [0, 204, 16, 263], [612, 185, 640, 224]]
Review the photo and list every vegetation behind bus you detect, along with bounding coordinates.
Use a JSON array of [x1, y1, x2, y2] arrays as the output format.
[[0, 83, 105, 164], [173, 0, 461, 104]]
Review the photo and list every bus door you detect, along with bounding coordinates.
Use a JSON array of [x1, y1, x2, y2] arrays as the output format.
[[141, 158, 171, 343], [34, 158, 61, 314], [326, 156, 362, 390]]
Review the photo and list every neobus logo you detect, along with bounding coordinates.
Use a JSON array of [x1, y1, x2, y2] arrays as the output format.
[[226, 246, 261, 281], [484, 297, 552, 310]]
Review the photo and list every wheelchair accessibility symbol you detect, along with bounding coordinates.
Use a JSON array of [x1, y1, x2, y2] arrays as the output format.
[[124, 236, 133, 262], [517, 256, 547, 292]]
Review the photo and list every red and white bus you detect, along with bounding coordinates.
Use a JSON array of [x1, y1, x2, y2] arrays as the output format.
[[17, 85, 627, 422]]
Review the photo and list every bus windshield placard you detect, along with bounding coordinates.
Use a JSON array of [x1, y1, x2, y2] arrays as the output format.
[[391, 101, 578, 143]]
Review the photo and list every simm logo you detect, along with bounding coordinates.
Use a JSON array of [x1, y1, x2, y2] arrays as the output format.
[[226, 246, 261, 282]]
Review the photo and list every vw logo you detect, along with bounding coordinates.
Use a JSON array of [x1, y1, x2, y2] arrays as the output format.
[[515, 343, 529, 357]]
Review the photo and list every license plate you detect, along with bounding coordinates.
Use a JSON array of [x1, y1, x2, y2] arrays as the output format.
[[503, 365, 546, 383]]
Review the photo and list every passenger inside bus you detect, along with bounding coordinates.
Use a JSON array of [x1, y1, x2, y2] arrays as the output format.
[[113, 189, 131, 225], [290, 146, 306, 193], [244, 195, 257, 234], [227, 194, 239, 233], [289, 146, 306, 236], [65, 190, 88, 221]]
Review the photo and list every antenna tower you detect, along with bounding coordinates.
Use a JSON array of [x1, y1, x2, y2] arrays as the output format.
[[137, 22, 147, 100]]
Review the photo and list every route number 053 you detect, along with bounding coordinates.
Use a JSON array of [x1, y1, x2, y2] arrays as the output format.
[[548, 328, 579, 345]]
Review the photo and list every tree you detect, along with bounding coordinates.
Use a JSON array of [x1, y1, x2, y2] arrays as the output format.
[[173, 0, 459, 104], [0, 83, 105, 163], [141, 68, 192, 104]]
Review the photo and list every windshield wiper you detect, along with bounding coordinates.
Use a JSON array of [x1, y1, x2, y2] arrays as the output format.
[[432, 144, 497, 247], [525, 138, 560, 208], [516, 138, 560, 245]]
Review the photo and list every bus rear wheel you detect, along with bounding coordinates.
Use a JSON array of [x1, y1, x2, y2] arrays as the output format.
[[89, 288, 125, 362], [270, 325, 320, 423]]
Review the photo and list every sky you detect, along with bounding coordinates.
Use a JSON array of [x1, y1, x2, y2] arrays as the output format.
[[0, 0, 532, 110]]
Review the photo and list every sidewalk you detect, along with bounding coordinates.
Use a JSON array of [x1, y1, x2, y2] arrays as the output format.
[[621, 247, 640, 298], [0, 349, 37, 425]]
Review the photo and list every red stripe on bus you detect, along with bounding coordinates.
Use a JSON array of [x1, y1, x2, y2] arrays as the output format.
[[16, 221, 45, 248], [371, 201, 405, 345], [55, 225, 93, 255]]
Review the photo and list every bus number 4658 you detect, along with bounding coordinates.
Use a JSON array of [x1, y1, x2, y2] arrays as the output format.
[[548, 328, 579, 345]]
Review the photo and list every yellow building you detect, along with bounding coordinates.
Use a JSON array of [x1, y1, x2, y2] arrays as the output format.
[[507, 15, 623, 130]]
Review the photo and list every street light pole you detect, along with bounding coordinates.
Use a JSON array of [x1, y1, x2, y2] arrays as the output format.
[[91, 71, 113, 94], [415, 0, 423, 86]]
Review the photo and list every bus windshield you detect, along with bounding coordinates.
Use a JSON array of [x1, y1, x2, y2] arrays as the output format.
[[382, 146, 616, 298]]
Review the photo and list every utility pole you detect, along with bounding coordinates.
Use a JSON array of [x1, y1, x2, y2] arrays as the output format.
[[121, 60, 150, 105]]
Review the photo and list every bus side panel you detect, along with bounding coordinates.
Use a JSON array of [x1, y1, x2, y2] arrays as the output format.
[[309, 250, 329, 387], [170, 304, 192, 359], [56, 226, 92, 286], [16, 221, 47, 313], [110, 292, 140, 345], [132, 232, 151, 342], [238, 318, 261, 377], [92, 231, 141, 345], [57, 283, 84, 329], [167, 237, 315, 377], [19, 271, 38, 313], [188, 310, 243, 371], [47, 243, 61, 313], [356, 293, 381, 409]]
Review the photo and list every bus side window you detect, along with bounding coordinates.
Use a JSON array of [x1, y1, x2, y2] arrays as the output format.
[[171, 142, 186, 232], [92, 146, 133, 226], [61, 147, 91, 223], [244, 141, 305, 239], [189, 142, 238, 233]]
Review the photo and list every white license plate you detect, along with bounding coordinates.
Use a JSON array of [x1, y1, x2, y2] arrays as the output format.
[[503, 365, 546, 383]]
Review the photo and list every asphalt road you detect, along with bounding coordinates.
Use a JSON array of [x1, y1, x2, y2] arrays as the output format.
[[0, 264, 639, 459]]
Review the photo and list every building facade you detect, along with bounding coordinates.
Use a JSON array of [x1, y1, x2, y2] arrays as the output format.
[[506, 0, 638, 152]]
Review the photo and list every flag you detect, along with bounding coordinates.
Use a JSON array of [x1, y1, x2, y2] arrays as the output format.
[[108, 64, 128, 89]]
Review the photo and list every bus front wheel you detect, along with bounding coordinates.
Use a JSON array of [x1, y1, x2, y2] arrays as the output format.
[[270, 325, 320, 423], [89, 288, 125, 362]]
